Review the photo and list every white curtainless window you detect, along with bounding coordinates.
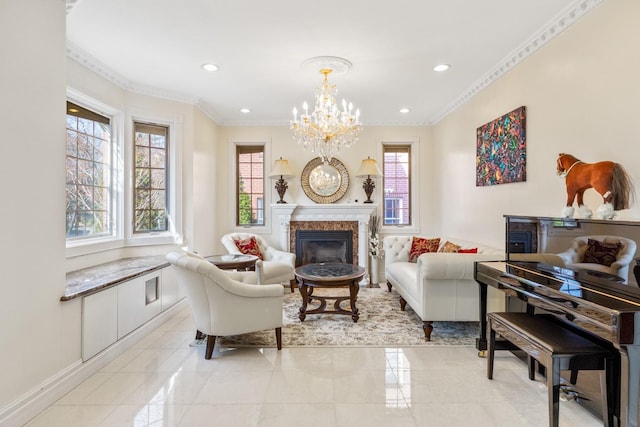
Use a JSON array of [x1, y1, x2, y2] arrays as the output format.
[[66, 101, 114, 239], [133, 122, 169, 233]]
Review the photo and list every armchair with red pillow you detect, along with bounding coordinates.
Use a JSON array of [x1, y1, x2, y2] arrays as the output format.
[[221, 233, 297, 292]]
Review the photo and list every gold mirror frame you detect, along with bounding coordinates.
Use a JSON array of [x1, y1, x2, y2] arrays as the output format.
[[301, 157, 350, 204]]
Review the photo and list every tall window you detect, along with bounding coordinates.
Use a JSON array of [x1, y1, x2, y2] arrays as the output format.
[[236, 146, 264, 225], [134, 123, 169, 233], [383, 145, 411, 225], [66, 102, 112, 239]]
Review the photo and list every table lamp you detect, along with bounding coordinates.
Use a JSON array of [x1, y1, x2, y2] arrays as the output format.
[[268, 157, 295, 203], [355, 157, 382, 203]]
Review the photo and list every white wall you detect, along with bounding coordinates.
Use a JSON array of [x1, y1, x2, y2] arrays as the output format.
[[192, 108, 221, 255], [433, 0, 640, 249], [0, 0, 69, 411]]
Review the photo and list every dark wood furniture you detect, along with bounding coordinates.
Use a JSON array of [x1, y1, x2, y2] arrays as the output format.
[[487, 311, 615, 427], [475, 215, 640, 427], [476, 260, 640, 427], [294, 263, 365, 322]]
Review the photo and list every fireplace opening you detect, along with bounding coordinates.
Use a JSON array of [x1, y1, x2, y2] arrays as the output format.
[[508, 231, 532, 253], [295, 230, 353, 267]]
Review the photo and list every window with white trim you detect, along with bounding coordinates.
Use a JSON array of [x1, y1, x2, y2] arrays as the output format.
[[66, 91, 182, 253], [236, 145, 265, 226], [66, 101, 114, 239], [133, 122, 169, 233], [383, 144, 411, 226]]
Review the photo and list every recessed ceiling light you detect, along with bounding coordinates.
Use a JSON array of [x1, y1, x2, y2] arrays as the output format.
[[399, 107, 411, 114], [202, 63, 219, 72], [240, 108, 251, 114], [433, 64, 450, 72]]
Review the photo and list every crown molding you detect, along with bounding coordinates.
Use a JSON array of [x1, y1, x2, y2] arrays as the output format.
[[194, 99, 224, 124], [67, 41, 217, 121], [67, 41, 133, 90], [431, 0, 604, 124]]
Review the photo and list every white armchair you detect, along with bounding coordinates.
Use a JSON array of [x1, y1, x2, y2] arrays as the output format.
[[556, 235, 637, 283], [221, 232, 297, 292], [166, 250, 284, 359]]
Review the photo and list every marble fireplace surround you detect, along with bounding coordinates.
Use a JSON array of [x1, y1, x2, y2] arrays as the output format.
[[272, 204, 377, 273]]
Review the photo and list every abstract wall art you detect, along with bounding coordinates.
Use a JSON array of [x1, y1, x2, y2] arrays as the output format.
[[476, 106, 526, 186]]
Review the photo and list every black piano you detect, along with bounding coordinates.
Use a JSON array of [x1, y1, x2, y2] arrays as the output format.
[[475, 215, 640, 427]]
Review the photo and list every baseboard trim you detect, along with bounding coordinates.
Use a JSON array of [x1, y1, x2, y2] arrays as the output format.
[[0, 300, 186, 427]]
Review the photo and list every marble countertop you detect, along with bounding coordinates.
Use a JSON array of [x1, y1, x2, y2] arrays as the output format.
[[62, 255, 169, 301]]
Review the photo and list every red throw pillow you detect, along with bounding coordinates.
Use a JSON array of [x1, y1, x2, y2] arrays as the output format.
[[457, 248, 478, 253], [233, 236, 264, 260], [409, 237, 441, 262], [582, 238, 620, 267]]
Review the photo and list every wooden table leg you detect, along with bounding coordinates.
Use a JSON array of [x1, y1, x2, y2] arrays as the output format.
[[298, 282, 309, 321], [349, 281, 360, 322]]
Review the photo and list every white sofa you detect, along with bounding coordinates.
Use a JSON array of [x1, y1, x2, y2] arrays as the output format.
[[383, 236, 506, 341]]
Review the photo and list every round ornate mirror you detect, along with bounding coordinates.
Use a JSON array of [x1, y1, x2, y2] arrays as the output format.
[[301, 157, 349, 203]]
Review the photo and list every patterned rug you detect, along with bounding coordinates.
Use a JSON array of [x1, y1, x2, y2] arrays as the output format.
[[219, 285, 480, 347]]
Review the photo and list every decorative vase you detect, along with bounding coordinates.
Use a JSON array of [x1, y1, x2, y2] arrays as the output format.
[[370, 256, 379, 286]]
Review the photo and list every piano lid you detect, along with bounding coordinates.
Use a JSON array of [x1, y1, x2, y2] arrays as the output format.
[[498, 261, 640, 312]]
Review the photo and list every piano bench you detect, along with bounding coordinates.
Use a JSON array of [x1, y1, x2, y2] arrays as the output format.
[[487, 312, 615, 427]]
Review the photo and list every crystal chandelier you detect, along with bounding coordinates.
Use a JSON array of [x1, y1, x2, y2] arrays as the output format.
[[290, 58, 362, 164]]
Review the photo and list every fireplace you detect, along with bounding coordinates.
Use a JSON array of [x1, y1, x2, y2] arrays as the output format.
[[295, 230, 353, 266], [271, 203, 376, 280], [506, 220, 538, 254], [508, 231, 532, 253]]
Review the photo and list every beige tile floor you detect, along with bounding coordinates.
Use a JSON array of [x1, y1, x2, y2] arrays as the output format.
[[26, 304, 603, 427]]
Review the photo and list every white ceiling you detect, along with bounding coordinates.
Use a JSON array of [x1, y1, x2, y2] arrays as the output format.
[[65, 0, 601, 126]]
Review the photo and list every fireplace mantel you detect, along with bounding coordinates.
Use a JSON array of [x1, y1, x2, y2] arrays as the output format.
[[272, 204, 377, 273]]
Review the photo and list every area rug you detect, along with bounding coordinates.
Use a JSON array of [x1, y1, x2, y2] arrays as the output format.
[[219, 285, 479, 347]]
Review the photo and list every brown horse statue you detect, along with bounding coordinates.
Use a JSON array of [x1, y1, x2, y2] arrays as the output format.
[[556, 153, 635, 219]]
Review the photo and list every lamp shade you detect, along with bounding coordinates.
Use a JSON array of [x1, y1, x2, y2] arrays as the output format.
[[268, 158, 295, 179], [355, 157, 382, 177]]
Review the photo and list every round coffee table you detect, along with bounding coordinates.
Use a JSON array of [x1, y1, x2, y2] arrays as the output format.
[[294, 263, 366, 322]]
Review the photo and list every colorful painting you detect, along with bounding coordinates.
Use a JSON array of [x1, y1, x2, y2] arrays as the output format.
[[476, 106, 526, 186]]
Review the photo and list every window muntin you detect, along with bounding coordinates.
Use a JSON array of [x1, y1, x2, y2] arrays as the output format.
[[383, 145, 411, 226], [134, 123, 168, 233], [384, 198, 404, 225], [236, 146, 264, 226], [66, 102, 113, 239]]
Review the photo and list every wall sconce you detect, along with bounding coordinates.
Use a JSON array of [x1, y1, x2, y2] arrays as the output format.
[[355, 156, 382, 203], [268, 157, 295, 203]]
